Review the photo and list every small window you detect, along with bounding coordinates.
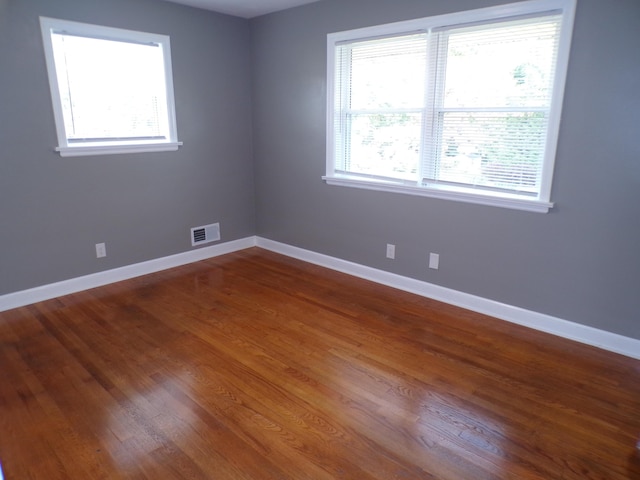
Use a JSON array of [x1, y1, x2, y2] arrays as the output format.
[[40, 17, 182, 157], [325, 0, 576, 212]]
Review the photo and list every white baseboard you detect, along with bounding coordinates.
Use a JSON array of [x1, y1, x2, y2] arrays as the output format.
[[2, 235, 638, 360], [256, 237, 640, 360], [0, 237, 257, 312]]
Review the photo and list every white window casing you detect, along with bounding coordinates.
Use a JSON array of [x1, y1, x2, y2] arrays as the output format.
[[325, 0, 577, 213], [40, 17, 182, 157]]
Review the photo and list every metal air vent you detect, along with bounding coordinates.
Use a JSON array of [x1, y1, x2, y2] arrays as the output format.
[[191, 223, 220, 246]]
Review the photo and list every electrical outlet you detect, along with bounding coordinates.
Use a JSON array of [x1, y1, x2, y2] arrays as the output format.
[[96, 243, 107, 258], [429, 253, 439, 270], [386, 244, 396, 259]]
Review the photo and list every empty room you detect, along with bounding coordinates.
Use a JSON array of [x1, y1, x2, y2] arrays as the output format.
[[1, 0, 639, 478]]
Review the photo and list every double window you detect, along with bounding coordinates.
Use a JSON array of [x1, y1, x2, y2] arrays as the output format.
[[40, 17, 181, 157], [325, 0, 576, 212]]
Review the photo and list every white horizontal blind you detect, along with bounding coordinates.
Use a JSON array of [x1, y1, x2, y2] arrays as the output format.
[[50, 32, 170, 143], [334, 33, 428, 182], [425, 14, 562, 195]]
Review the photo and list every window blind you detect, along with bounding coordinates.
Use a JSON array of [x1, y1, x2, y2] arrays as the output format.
[[332, 12, 564, 195], [425, 14, 562, 194], [334, 33, 429, 182]]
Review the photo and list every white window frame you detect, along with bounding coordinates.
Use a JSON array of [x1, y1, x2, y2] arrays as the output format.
[[40, 17, 182, 157], [324, 0, 576, 213]]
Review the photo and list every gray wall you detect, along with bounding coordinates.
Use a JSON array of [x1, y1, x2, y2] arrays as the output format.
[[1, 0, 639, 342], [251, 0, 640, 340], [0, 0, 255, 294]]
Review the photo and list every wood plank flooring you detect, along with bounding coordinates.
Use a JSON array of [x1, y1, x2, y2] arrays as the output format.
[[1, 247, 639, 479]]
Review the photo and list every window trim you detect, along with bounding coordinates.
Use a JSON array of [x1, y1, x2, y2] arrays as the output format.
[[324, 0, 577, 213], [40, 17, 182, 157]]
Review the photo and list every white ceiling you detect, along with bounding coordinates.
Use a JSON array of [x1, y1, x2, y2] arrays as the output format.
[[159, 0, 322, 18]]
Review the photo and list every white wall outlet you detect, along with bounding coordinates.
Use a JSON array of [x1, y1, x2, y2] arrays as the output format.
[[96, 243, 107, 258], [386, 243, 396, 259], [429, 252, 439, 270]]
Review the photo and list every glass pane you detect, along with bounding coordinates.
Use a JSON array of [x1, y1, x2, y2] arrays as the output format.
[[51, 33, 168, 140], [344, 113, 421, 181], [442, 16, 560, 109], [434, 111, 547, 192], [348, 34, 427, 110]]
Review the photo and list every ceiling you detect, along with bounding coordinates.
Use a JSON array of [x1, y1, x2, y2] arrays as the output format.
[[159, 0, 322, 18]]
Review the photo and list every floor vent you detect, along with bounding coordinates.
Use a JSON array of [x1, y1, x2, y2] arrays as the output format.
[[191, 223, 220, 247]]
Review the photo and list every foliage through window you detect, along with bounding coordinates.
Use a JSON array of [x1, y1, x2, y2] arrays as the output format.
[[40, 17, 181, 157], [325, 0, 576, 212]]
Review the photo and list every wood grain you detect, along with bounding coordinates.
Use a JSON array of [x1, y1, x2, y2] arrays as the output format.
[[1, 247, 639, 479]]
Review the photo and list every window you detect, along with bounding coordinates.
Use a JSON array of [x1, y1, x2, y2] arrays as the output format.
[[325, 0, 576, 212], [40, 17, 181, 157]]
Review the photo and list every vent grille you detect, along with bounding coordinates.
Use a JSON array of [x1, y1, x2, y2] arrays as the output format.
[[191, 223, 220, 246]]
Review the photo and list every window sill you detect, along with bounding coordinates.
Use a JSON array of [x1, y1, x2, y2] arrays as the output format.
[[55, 141, 183, 157], [322, 175, 553, 213]]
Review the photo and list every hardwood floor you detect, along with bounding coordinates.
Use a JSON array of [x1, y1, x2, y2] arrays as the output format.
[[1, 247, 639, 479]]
